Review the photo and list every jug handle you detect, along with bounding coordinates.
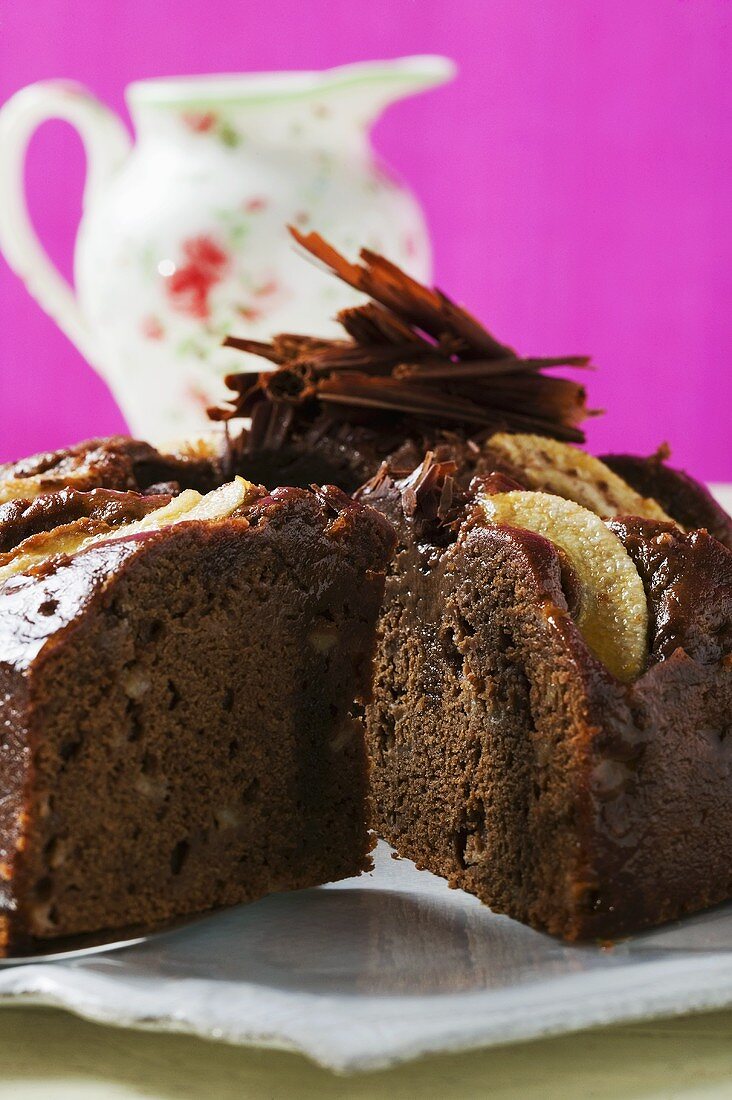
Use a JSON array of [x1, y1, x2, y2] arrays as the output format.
[[0, 81, 131, 368]]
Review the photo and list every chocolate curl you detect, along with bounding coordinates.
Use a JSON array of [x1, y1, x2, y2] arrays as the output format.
[[394, 355, 591, 381], [290, 227, 513, 357], [213, 229, 594, 444]]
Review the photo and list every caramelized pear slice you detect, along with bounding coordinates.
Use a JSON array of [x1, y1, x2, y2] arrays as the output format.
[[487, 432, 674, 522], [478, 490, 649, 682], [0, 479, 256, 587], [0, 477, 50, 505], [181, 477, 256, 521], [136, 489, 203, 526]]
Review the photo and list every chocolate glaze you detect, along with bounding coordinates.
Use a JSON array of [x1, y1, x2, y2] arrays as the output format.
[[604, 450, 732, 550], [0, 436, 221, 498], [0, 483, 396, 672], [0, 537, 151, 671], [610, 517, 732, 664], [229, 415, 431, 494], [0, 489, 171, 554]]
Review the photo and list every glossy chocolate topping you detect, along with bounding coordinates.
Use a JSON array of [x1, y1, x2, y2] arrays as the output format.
[[604, 449, 732, 550], [0, 489, 172, 554], [362, 457, 732, 677], [0, 482, 394, 652], [609, 516, 732, 664], [0, 436, 221, 500]]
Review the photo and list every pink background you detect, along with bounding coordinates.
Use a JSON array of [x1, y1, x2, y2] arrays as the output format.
[[1, 0, 730, 479]]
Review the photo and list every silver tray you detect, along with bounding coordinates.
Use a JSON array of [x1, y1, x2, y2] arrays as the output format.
[[1, 842, 731, 1072]]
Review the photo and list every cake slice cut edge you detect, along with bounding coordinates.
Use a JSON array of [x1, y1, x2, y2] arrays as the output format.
[[360, 457, 732, 940], [0, 481, 395, 950]]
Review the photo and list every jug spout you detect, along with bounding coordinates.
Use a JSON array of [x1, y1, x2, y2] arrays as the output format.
[[321, 55, 456, 125]]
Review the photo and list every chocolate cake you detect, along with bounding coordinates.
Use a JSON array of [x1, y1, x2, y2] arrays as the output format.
[[0, 478, 394, 948], [358, 453, 732, 939]]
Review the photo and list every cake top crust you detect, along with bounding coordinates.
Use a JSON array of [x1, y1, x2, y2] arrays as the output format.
[[0, 479, 396, 673], [0, 435, 222, 505], [604, 448, 732, 550], [0, 479, 263, 588], [0, 488, 172, 554], [359, 452, 732, 683], [608, 516, 732, 664]]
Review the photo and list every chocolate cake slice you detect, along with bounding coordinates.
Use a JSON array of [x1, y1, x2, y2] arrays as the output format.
[[0, 479, 394, 948], [358, 454, 732, 940]]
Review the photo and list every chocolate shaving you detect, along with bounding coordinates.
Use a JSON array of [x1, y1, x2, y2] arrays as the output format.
[[212, 228, 594, 444], [359, 452, 469, 544], [398, 452, 459, 521], [310, 483, 358, 516]]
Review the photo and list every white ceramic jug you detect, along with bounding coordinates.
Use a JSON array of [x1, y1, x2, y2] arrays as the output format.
[[0, 57, 454, 442]]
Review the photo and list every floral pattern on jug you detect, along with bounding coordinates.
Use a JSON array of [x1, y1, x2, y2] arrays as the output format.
[[0, 58, 455, 442]]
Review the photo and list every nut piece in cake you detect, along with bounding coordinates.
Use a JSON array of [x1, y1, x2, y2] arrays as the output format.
[[486, 433, 674, 522], [477, 489, 649, 682]]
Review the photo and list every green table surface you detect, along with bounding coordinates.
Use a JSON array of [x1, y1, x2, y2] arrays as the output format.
[[0, 1006, 731, 1098]]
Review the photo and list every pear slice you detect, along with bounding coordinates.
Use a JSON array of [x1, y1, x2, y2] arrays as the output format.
[[136, 489, 203, 527], [180, 477, 256, 521], [0, 476, 52, 505], [0, 478, 257, 587], [487, 432, 674, 523], [0, 522, 108, 577], [477, 490, 648, 682]]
